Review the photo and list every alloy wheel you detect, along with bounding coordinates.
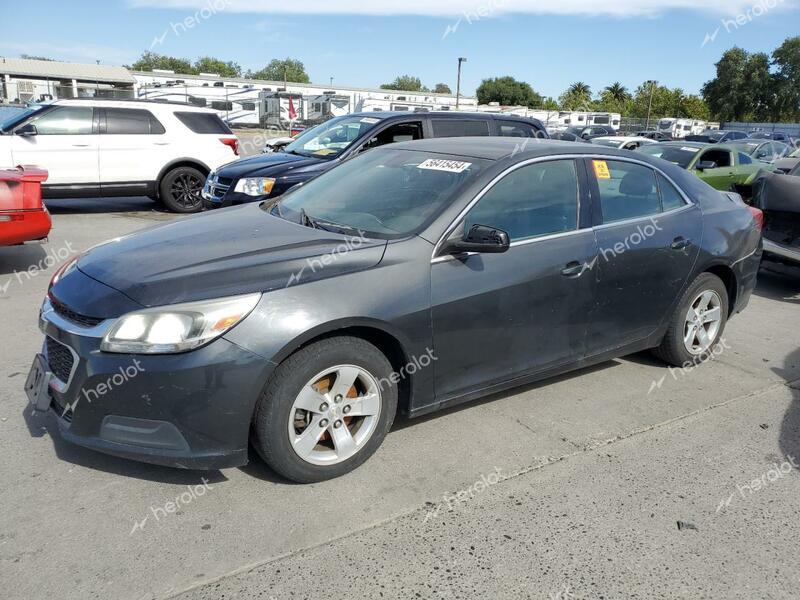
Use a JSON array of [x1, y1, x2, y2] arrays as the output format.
[[683, 290, 722, 355], [170, 173, 203, 209], [287, 365, 382, 466]]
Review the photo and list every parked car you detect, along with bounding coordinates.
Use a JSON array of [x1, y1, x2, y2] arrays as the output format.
[[29, 138, 761, 482], [591, 136, 658, 151], [635, 141, 777, 195], [635, 131, 672, 141], [561, 125, 617, 141], [203, 112, 548, 208], [726, 139, 792, 164], [0, 99, 240, 213], [0, 165, 50, 246], [748, 131, 797, 146], [774, 147, 800, 174], [550, 131, 590, 143], [685, 130, 748, 144], [750, 170, 800, 266]]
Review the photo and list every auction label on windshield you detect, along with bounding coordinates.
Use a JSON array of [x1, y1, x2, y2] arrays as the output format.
[[593, 160, 611, 179], [417, 159, 472, 173], [360, 117, 381, 124]]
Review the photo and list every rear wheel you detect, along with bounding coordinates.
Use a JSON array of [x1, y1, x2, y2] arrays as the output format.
[[653, 272, 729, 367], [159, 166, 205, 213], [253, 337, 397, 483]]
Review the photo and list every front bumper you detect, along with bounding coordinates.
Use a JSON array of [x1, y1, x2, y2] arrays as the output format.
[[201, 173, 269, 210], [33, 298, 275, 470]]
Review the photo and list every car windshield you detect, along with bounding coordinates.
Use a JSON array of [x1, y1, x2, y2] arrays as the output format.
[[283, 115, 383, 159], [0, 105, 48, 133], [565, 127, 584, 135], [636, 144, 701, 168], [269, 148, 489, 238], [592, 138, 623, 148], [789, 148, 800, 158]]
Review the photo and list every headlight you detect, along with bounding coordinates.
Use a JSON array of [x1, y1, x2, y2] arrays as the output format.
[[101, 293, 261, 354], [234, 177, 276, 196]]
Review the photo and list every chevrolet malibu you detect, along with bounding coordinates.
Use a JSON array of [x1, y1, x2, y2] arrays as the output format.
[[26, 138, 762, 483]]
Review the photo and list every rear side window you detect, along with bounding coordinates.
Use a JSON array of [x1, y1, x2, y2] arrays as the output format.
[[738, 152, 753, 165], [499, 121, 540, 138], [593, 160, 661, 224], [656, 173, 686, 211], [465, 159, 579, 242], [174, 111, 233, 134], [105, 108, 165, 135], [431, 119, 491, 137]]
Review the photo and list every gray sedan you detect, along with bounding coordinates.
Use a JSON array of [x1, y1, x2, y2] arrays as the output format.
[[29, 138, 762, 483]]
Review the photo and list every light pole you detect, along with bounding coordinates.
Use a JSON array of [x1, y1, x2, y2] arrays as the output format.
[[645, 79, 657, 131], [456, 57, 467, 110]]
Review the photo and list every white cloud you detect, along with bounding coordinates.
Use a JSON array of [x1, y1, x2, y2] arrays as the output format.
[[127, 0, 798, 18], [0, 41, 135, 66]]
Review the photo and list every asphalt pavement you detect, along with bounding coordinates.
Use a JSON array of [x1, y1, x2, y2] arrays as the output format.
[[1, 197, 799, 600]]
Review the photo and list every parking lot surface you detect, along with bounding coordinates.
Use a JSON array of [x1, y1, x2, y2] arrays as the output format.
[[1, 197, 799, 600]]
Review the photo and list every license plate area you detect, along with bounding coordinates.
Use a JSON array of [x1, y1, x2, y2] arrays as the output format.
[[24, 354, 53, 412]]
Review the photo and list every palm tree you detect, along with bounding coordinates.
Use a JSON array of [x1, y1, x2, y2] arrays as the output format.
[[604, 82, 630, 103], [568, 82, 591, 97]]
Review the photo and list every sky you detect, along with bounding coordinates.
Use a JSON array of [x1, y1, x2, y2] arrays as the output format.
[[1, 0, 798, 98]]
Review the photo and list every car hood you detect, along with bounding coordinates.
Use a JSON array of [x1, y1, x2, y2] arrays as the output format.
[[215, 152, 331, 179], [74, 203, 387, 308]]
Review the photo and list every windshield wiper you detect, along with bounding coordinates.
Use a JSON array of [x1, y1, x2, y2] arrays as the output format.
[[299, 208, 320, 229]]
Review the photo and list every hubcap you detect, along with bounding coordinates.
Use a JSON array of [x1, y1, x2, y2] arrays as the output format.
[[683, 290, 722, 355], [288, 365, 382, 466]]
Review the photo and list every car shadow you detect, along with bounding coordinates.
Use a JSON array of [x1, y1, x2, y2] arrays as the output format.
[[44, 196, 168, 216], [776, 347, 800, 466], [0, 243, 48, 276], [755, 263, 800, 304], [23, 407, 228, 486]]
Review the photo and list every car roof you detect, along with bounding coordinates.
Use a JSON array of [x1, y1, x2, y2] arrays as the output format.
[[52, 97, 217, 113], [658, 141, 707, 148], [389, 136, 650, 161], [346, 111, 543, 123]]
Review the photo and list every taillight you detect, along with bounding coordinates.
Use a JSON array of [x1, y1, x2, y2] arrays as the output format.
[[220, 138, 239, 156], [747, 206, 764, 232]]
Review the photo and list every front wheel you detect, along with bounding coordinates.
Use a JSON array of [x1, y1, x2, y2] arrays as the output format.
[[253, 337, 398, 483], [159, 166, 205, 213], [653, 272, 729, 367]]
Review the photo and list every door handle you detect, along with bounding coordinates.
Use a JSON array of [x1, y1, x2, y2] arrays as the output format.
[[153, 142, 171, 146], [561, 261, 586, 277], [671, 237, 691, 250], [71, 143, 91, 147]]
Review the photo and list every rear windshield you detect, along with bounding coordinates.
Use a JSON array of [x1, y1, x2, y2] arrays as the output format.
[[174, 111, 233, 134], [636, 144, 701, 168]]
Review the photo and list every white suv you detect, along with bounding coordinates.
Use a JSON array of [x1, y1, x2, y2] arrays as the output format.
[[0, 99, 240, 213]]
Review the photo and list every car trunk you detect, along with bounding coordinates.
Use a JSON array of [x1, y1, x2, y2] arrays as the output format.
[[751, 172, 800, 256]]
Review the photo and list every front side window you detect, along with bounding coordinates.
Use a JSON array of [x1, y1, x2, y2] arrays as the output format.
[[593, 160, 661, 224], [697, 149, 732, 168], [31, 106, 93, 135], [464, 160, 579, 242], [362, 121, 423, 150]]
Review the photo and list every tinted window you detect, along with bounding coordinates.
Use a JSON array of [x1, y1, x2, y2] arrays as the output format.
[[465, 160, 579, 242], [594, 160, 660, 224], [657, 173, 686, 211], [739, 152, 753, 165], [636, 144, 700, 169], [105, 108, 164, 135], [431, 119, 491, 137], [499, 122, 538, 138], [174, 111, 233, 134], [32, 106, 93, 135], [698, 149, 732, 168]]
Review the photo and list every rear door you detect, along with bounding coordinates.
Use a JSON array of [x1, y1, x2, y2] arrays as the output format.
[[431, 158, 598, 400], [693, 147, 736, 189], [586, 158, 702, 353], [98, 107, 168, 190], [9, 105, 99, 189]]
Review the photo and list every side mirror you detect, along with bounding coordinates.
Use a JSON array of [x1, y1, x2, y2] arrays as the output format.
[[442, 224, 510, 255], [581, 132, 590, 140], [696, 161, 717, 171], [15, 123, 37, 137]]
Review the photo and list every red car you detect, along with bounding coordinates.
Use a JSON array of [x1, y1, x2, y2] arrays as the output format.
[[0, 166, 50, 246]]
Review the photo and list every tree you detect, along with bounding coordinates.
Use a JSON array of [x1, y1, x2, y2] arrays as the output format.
[[20, 54, 54, 61], [381, 75, 426, 92], [193, 56, 241, 78], [679, 95, 711, 121], [772, 36, 800, 121], [597, 82, 632, 114], [433, 83, 452, 94], [129, 51, 193, 74], [247, 58, 310, 83], [603, 82, 630, 104], [559, 82, 593, 111], [476, 76, 543, 107]]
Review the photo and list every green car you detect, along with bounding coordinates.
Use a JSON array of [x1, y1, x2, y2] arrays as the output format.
[[636, 141, 777, 192]]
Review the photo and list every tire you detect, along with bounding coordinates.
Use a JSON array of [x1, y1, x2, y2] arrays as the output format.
[[158, 166, 206, 213], [253, 336, 398, 483], [653, 272, 730, 367]]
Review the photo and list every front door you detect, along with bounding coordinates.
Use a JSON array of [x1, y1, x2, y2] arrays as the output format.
[[585, 158, 702, 353], [431, 158, 598, 401], [10, 105, 99, 190]]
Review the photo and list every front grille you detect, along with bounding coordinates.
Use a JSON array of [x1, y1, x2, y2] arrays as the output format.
[[206, 174, 231, 200], [50, 295, 104, 328], [50, 395, 73, 423], [46, 336, 75, 384]]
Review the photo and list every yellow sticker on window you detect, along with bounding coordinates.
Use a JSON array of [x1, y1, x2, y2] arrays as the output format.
[[593, 160, 611, 180]]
